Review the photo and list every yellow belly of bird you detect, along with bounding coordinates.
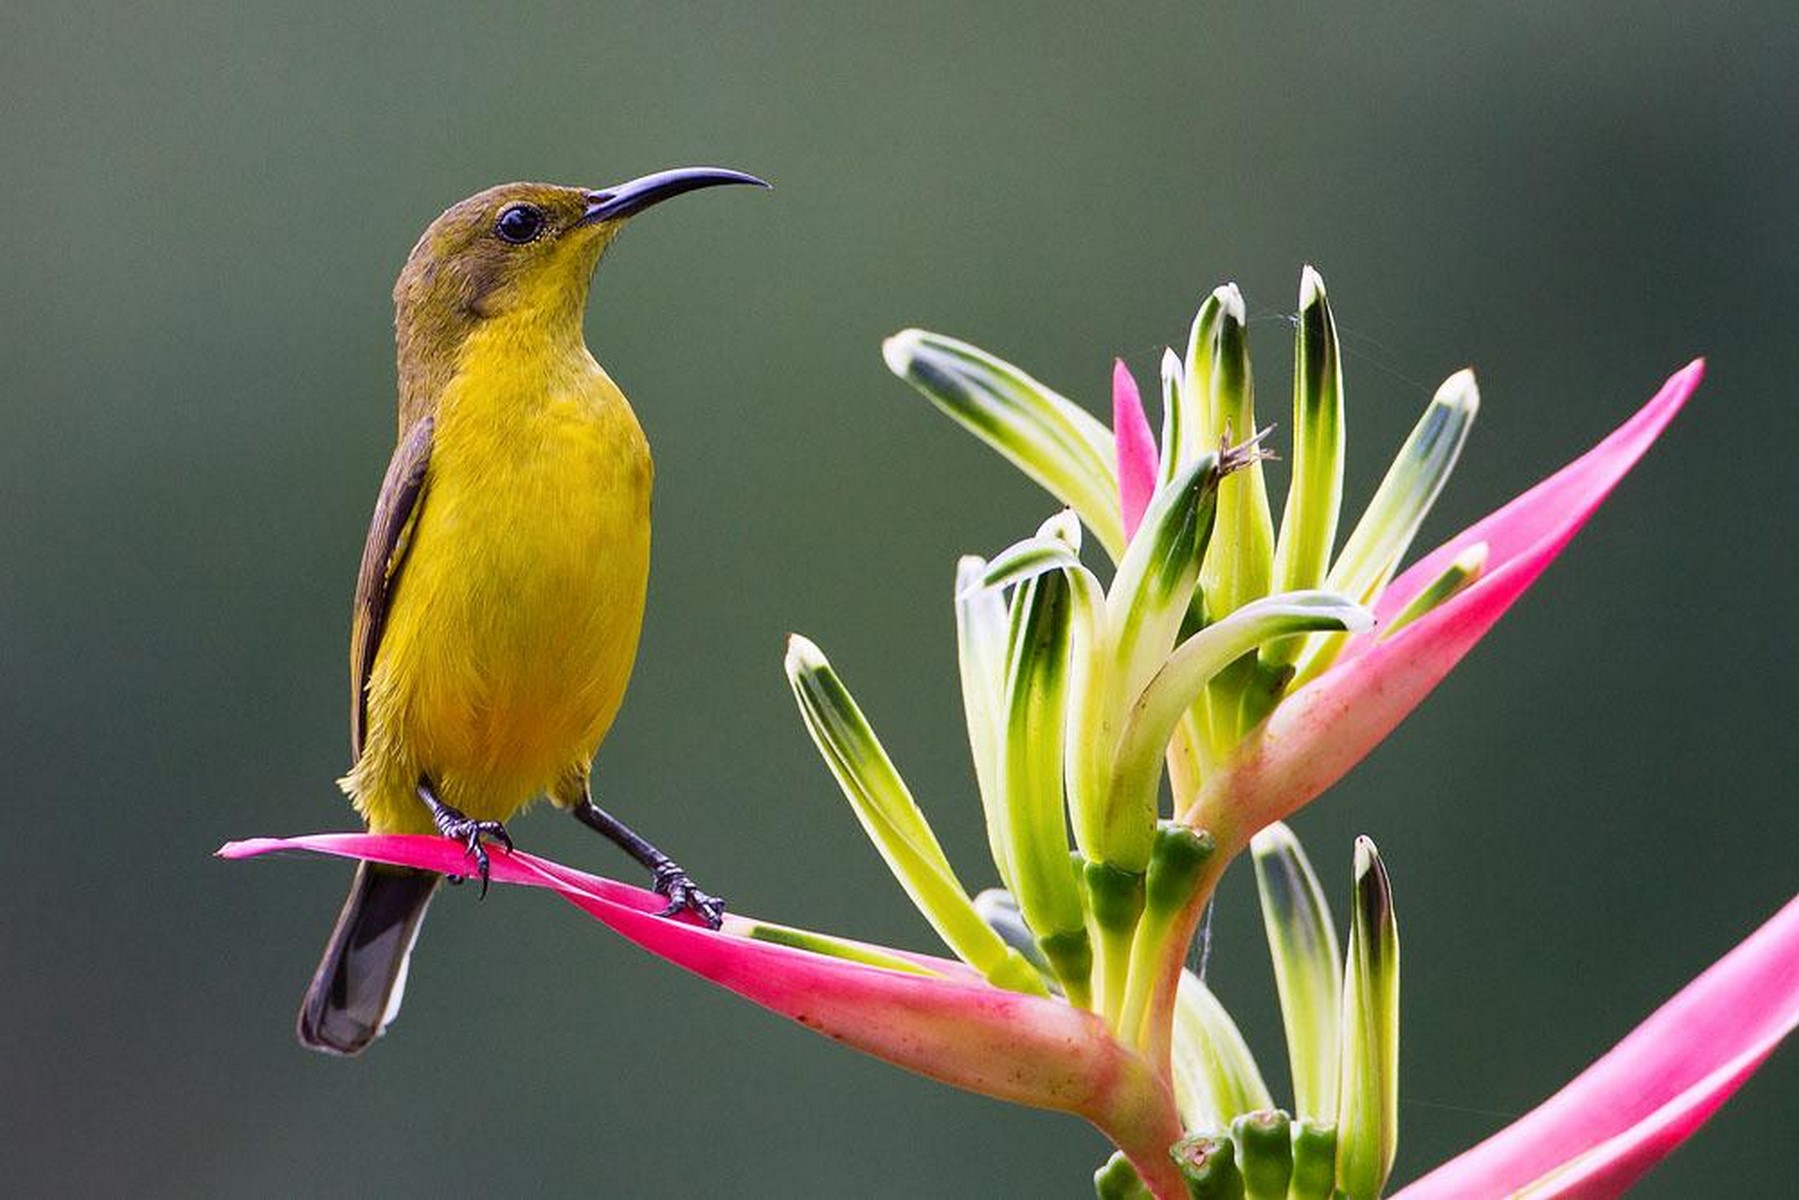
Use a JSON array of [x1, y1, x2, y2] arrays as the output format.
[[347, 354, 651, 835]]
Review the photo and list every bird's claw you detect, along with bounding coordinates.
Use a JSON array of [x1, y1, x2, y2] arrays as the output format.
[[652, 862, 725, 929], [430, 807, 512, 899]]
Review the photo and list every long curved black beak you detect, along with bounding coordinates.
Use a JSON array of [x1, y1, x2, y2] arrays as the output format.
[[580, 167, 769, 225]]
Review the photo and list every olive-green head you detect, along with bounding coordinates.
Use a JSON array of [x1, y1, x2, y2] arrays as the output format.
[[393, 167, 766, 415]]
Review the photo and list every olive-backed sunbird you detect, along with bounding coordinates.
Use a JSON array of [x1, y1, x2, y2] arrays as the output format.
[[298, 167, 767, 1056]]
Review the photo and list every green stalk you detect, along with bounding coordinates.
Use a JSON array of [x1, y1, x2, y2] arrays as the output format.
[[1288, 1119, 1338, 1200], [1189, 284, 1275, 749], [884, 329, 1126, 558], [784, 636, 1044, 995], [1183, 290, 1229, 451], [1294, 368, 1479, 683], [1087, 858, 1147, 1029], [1000, 570, 1092, 1004], [1334, 838, 1400, 1200], [1230, 1110, 1294, 1200], [1158, 347, 1195, 485], [1270, 266, 1346, 602], [1120, 826, 1217, 1050], [956, 556, 1015, 892], [1076, 454, 1224, 877], [1192, 284, 1275, 618], [1250, 823, 1342, 1122], [1132, 833, 1234, 1089]]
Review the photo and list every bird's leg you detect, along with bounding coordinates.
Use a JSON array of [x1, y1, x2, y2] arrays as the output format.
[[571, 794, 724, 928], [417, 778, 512, 899]]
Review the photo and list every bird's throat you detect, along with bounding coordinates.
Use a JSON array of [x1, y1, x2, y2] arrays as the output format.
[[397, 295, 595, 432]]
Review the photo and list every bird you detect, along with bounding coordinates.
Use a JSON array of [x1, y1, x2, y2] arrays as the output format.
[[297, 167, 768, 1056]]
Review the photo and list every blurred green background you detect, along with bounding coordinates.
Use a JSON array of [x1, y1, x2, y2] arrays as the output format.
[[3, 2, 1793, 1195]]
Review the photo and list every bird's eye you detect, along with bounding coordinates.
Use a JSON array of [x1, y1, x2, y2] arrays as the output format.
[[494, 204, 547, 245]]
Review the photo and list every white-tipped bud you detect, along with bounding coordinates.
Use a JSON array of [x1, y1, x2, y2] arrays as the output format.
[[880, 329, 922, 377], [1435, 367, 1480, 415], [784, 631, 826, 674], [1037, 507, 1083, 549], [882, 328, 1129, 559], [1158, 346, 1192, 484], [784, 629, 1046, 996], [1215, 280, 1247, 326], [1252, 822, 1344, 1122], [1300, 263, 1326, 308], [1335, 836, 1400, 1200]]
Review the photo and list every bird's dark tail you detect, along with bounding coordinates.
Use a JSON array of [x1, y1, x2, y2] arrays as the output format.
[[297, 862, 439, 1055]]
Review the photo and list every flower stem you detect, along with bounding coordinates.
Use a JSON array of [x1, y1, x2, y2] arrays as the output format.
[[1087, 859, 1147, 1028], [1123, 827, 1216, 1039], [1100, 1094, 1190, 1200], [1128, 834, 1232, 1073]]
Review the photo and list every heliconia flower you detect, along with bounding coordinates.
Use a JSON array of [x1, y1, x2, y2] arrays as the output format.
[[883, 274, 1706, 1103], [884, 271, 1705, 853], [232, 271, 1785, 1198]]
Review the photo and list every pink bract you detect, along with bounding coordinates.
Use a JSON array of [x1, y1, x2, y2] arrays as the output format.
[[1112, 357, 1159, 541], [1393, 893, 1799, 1198], [220, 834, 1187, 1194], [1188, 360, 1705, 837]]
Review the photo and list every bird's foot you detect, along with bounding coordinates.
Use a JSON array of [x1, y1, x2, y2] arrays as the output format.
[[567, 795, 723, 927], [428, 803, 512, 899], [651, 862, 725, 929]]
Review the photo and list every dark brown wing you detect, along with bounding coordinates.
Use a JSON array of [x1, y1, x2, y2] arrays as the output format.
[[349, 416, 434, 760]]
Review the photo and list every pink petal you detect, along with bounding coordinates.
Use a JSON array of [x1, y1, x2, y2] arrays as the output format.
[[224, 832, 672, 907], [222, 834, 1185, 1191], [1188, 361, 1703, 834], [222, 833, 976, 974], [1113, 358, 1159, 540], [1370, 358, 1703, 631], [1392, 893, 1799, 1199], [1503, 1040, 1780, 1199]]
